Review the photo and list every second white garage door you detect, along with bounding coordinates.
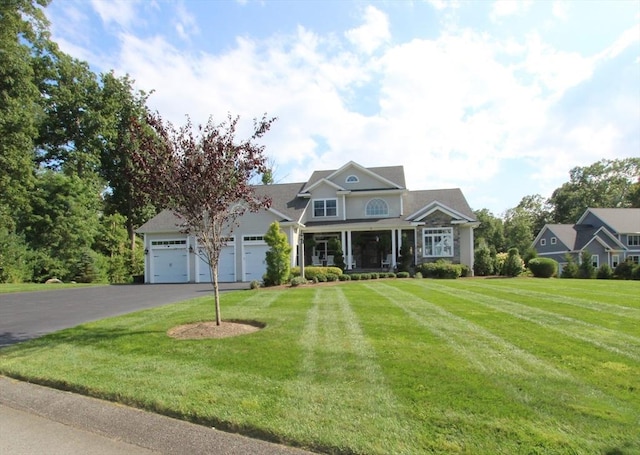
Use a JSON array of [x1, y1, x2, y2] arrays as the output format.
[[152, 246, 188, 283], [196, 245, 235, 283], [243, 236, 269, 282]]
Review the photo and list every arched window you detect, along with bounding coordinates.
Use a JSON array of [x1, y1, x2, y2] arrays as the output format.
[[366, 198, 388, 216], [345, 175, 359, 183]]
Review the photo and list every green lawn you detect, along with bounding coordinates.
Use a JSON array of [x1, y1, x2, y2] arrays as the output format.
[[0, 283, 103, 294], [1, 278, 638, 454]]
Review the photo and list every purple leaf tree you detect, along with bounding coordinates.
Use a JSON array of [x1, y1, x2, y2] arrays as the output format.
[[130, 112, 275, 324]]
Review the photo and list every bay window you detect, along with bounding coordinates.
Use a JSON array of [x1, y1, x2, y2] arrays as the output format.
[[423, 227, 453, 257]]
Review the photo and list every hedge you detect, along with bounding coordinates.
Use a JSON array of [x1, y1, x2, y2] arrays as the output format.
[[527, 258, 557, 278]]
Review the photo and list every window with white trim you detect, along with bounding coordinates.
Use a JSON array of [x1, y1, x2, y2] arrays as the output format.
[[313, 199, 337, 217], [423, 228, 453, 257], [540, 239, 546, 246], [612, 255, 619, 268], [345, 175, 359, 183], [628, 255, 640, 264], [591, 255, 599, 268], [628, 235, 640, 246], [551, 237, 557, 245], [366, 198, 389, 216]]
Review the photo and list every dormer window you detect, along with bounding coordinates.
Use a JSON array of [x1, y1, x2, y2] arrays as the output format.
[[366, 198, 389, 216], [345, 175, 359, 184]]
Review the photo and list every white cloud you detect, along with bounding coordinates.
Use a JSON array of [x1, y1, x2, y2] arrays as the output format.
[[90, 0, 141, 29], [490, 0, 533, 22], [345, 6, 390, 54], [551, 1, 569, 21], [174, 1, 199, 41]]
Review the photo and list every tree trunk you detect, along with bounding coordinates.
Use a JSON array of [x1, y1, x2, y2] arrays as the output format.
[[212, 262, 221, 325]]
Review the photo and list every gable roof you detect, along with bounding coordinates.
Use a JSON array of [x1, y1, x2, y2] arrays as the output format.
[[533, 224, 577, 250], [300, 162, 406, 193], [577, 208, 640, 233], [404, 189, 475, 221], [136, 209, 186, 234]]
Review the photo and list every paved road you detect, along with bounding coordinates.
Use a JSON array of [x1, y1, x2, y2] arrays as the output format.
[[0, 283, 248, 346]]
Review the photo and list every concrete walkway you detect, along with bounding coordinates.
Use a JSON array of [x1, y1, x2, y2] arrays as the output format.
[[0, 376, 312, 455]]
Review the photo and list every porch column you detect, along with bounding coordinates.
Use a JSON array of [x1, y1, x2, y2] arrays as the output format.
[[391, 228, 397, 268], [347, 230, 353, 269], [341, 230, 346, 267]]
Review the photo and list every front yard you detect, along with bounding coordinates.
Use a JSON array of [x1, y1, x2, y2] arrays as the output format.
[[0, 278, 638, 454]]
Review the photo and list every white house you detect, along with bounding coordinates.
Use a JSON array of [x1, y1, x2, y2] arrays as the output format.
[[136, 161, 479, 283]]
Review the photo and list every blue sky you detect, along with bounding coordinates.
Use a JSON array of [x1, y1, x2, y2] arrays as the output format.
[[45, 0, 639, 215]]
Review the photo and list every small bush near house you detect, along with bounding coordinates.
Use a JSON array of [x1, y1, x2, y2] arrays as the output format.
[[316, 273, 327, 282], [414, 272, 423, 279], [386, 272, 396, 278], [360, 273, 371, 280], [460, 264, 472, 277], [614, 260, 635, 280], [326, 273, 339, 282], [338, 274, 351, 281], [289, 276, 307, 287], [250, 280, 261, 289], [528, 258, 558, 278], [418, 261, 462, 279], [370, 273, 379, 280], [632, 264, 640, 280], [561, 262, 579, 278], [596, 264, 614, 279], [350, 274, 361, 281], [291, 266, 343, 281], [396, 271, 410, 278], [578, 251, 595, 279], [474, 242, 494, 276], [502, 248, 524, 277]]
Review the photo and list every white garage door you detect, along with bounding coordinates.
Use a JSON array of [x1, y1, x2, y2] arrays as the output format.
[[152, 246, 188, 283], [243, 237, 269, 282], [196, 246, 235, 283]]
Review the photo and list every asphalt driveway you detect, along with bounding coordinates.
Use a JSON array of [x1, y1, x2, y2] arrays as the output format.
[[0, 283, 249, 347]]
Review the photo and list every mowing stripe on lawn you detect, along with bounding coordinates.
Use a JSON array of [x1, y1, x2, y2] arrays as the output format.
[[424, 282, 640, 363], [365, 282, 567, 379], [373, 281, 637, 449], [282, 286, 415, 453], [463, 281, 640, 320]]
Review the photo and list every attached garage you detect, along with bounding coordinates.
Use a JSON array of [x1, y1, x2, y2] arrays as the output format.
[[196, 241, 236, 283], [151, 240, 188, 283], [242, 236, 269, 282]]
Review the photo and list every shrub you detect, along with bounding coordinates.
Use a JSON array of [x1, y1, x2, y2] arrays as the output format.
[[502, 248, 524, 277], [614, 260, 635, 280], [561, 260, 579, 278], [370, 272, 379, 279], [596, 264, 613, 279], [360, 273, 371, 280], [396, 271, 410, 278], [418, 260, 462, 279], [473, 243, 494, 276], [326, 272, 339, 282], [289, 276, 307, 287], [578, 251, 595, 279], [632, 264, 640, 281], [264, 222, 293, 286], [250, 280, 261, 289], [414, 271, 423, 279], [316, 273, 327, 282], [338, 274, 351, 281], [386, 272, 396, 278], [350, 274, 361, 281], [527, 258, 557, 278], [460, 264, 471, 277], [292, 266, 343, 281]]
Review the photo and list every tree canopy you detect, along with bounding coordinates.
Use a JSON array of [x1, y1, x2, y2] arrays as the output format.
[[129, 112, 276, 324]]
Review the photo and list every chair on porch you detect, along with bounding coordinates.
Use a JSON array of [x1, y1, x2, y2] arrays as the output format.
[[381, 254, 392, 269], [312, 255, 322, 266], [326, 255, 335, 266]]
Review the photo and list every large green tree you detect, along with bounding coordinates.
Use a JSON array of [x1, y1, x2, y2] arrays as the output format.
[[549, 158, 640, 223], [473, 209, 505, 254], [0, 0, 48, 231]]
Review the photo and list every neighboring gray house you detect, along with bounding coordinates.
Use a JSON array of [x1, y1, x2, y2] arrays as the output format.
[[136, 161, 479, 283], [532, 208, 640, 270]]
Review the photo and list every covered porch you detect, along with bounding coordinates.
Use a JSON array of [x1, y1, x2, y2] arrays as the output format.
[[301, 228, 416, 272]]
